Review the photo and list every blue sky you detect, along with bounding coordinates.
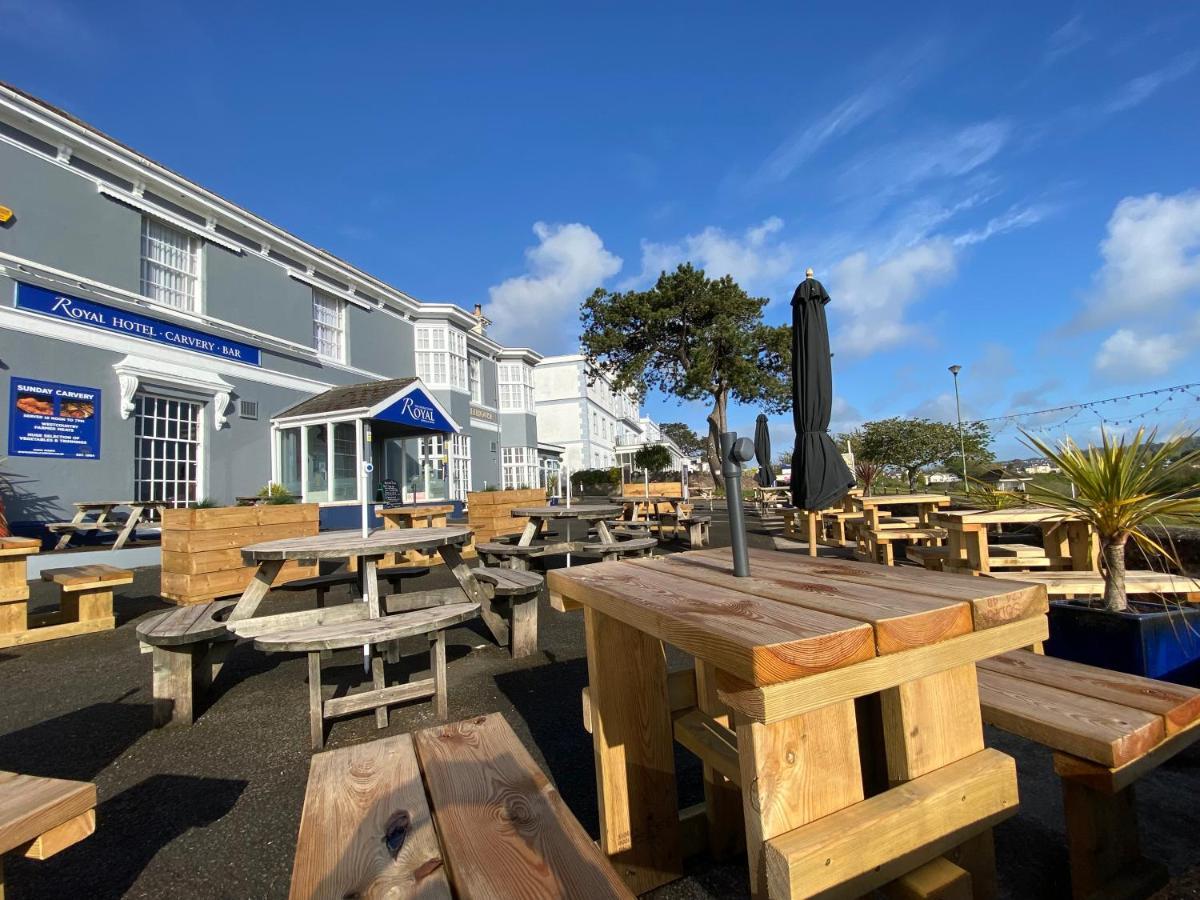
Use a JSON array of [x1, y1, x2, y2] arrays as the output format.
[[4, 1, 1199, 458]]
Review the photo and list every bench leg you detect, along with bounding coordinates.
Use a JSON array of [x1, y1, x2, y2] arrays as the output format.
[[152, 645, 195, 727], [61, 587, 115, 627], [308, 651, 325, 751], [430, 630, 448, 720], [371, 653, 388, 729], [510, 594, 538, 659], [1061, 781, 1167, 900]]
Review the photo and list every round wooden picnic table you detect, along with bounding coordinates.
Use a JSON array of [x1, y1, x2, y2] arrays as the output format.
[[510, 505, 621, 547]]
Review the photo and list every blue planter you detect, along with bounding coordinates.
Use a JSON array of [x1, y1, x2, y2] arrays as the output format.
[[1045, 600, 1200, 685]]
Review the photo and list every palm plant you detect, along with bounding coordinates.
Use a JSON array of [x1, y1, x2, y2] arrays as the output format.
[[1021, 427, 1200, 612], [854, 458, 882, 496]]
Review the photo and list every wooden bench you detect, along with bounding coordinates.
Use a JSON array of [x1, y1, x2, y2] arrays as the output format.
[[18, 564, 134, 646], [678, 514, 712, 547], [578, 536, 658, 562], [0, 771, 98, 897], [289, 714, 632, 899], [905, 544, 951, 570], [273, 566, 432, 606], [856, 528, 946, 566], [137, 598, 239, 726], [472, 566, 544, 658], [255, 603, 480, 750], [987, 570, 1200, 599], [978, 650, 1200, 899]]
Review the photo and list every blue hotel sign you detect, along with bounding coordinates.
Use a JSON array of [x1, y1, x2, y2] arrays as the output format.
[[15, 282, 261, 367], [375, 388, 456, 433]]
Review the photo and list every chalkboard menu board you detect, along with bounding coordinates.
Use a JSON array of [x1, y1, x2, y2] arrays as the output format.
[[380, 479, 402, 505]]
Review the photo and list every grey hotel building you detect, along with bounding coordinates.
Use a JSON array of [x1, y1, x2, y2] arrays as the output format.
[[0, 82, 557, 532]]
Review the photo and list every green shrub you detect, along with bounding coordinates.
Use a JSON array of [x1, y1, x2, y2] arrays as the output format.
[[257, 482, 297, 505]]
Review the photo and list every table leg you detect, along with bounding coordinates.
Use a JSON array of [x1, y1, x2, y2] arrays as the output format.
[[438, 543, 510, 647], [308, 651, 324, 751], [584, 607, 681, 894], [964, 525, 990, 574], [113, 504, 144, 550], [152, 645, 195, 727], [227, 559, 285, 621], [806, 511, 818, 558], [431, 630, 448, 720], [510, 594, 538, 658], [1067, 522, 1099, 572], [362, 556, 382, 618], [55, 507, 88, 550], [594, 518, 615, 544], [370, 653, 389, 728], [518, 517, 541, 546], [695, 662, 743, 860], [736, 700, 865, 899]]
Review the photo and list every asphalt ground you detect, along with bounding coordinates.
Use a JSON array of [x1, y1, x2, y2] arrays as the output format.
[[1, 509, 1198, 898]]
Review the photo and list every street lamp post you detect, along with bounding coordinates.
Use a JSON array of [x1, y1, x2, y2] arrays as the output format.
[[949, 365, 968, 493]]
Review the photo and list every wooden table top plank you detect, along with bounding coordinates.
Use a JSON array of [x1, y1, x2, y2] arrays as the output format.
[[933, 507, 1079, 526], [0, 536, 41, 556], [414, 714, 634, 899], [242, 527, 471, 561], [722, 549, 1048, 630], [547, 562, 875, 685], [977, 668, 1165, 768], [253, 603, 479, 652], [979, 651, 1200, 734], [288, 733, 451, 900], [40, 564, 134, 587], [511, 505, 621, 519], [853, 494, 951, 507], [644, 553, 972, 655], [0, 771, 97, 855]]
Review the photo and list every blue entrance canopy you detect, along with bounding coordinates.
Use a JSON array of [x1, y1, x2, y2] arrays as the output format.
[[272, 377, 461, 437]]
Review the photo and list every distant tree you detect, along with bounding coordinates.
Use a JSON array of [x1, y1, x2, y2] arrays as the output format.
[[776, 450, 793, 466], [633, 443, 672, 474], [660, 422, 705, 456], [859, 417, 992, 491], [581, 263, 791, 488]]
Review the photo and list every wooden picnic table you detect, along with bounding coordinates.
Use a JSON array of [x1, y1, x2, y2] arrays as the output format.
[[48, 500, 170, 550], [932, 507, 1099, 575], [752, 485, 792, 513], [847, 492, 951, 528], [378, 503, 458, 566], [548, 546, 1049, 898], [1, 770, 97, 895], [617, 494, 688, 528], [511, 504, 621, 548]]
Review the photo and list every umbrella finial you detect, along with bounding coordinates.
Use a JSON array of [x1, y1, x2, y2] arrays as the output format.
[[805, 267, 814, 278]]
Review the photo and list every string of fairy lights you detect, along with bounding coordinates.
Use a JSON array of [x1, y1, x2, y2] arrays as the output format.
[[966, 382, 1200, 438]]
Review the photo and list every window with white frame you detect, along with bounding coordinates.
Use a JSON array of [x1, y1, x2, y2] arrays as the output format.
[[469, 355, 482, 404], [134, 394, 202, 506], [501, 446, 537, 489], [450, 433, 471, 501], [140, 217, 200, 311], [312, 290, 347, 362], [416, 325, 468, 390], [275, 420, 360, 504], [498, 362, 534, 411]]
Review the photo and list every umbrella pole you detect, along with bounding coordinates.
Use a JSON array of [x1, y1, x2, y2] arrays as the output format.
[[721, 432, 753, 577]]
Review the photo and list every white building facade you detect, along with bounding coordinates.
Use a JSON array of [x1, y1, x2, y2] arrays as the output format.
[[533, 354, 686, 473]]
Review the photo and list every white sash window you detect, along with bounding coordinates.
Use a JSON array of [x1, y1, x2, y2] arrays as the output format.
[[140, 217, 200, 311]]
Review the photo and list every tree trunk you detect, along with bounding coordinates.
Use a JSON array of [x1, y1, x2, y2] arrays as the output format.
[[1101, 537, 1129, 613], [907, 467, 919, 492], [706, 391, 729, 491]]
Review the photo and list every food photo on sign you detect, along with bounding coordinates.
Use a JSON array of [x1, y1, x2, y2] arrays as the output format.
[[8, 377, 102, 459]]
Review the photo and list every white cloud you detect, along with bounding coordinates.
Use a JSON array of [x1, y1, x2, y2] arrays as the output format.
[[619, 217, 795, 292], [1043, 15, 1092, 66], [953, 203, 1054, 246], [1078, 190, 1200, 328], [828, 239, 957, 357], [1103, 53, 1198, 114], [1093, 329, 1186, 379], [486, 222, 622, 351]]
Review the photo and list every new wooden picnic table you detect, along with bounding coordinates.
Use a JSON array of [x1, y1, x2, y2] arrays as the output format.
[[48, 500, 169, 550], [931, 507, 1099, 575], [0, 770, 97, 895], [547, 546, 1049, 898], [848, 492, 951, 528]]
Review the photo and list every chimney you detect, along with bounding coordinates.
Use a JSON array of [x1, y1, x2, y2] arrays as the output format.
[[473, 303, 483, 318], [471, 303, 490, 335]]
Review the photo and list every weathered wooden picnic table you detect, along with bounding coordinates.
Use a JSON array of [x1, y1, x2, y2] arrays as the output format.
[[47, 500, 169, 550], [512, 503, 621, 547], [752, 485, 792, 513], [548, 546, 1049, 898], [931, 507, 1099, 575]]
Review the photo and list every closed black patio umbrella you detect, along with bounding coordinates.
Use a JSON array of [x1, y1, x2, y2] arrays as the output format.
[[791, 269, 855, 511], [754, 414, 774, 487]]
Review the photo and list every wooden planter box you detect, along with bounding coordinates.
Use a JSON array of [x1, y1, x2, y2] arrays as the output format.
[[160, 504, 319, 605], [466, 488, 545, 543]]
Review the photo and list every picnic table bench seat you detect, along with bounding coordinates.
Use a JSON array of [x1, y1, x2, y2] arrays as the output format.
[[0, 770, 98, 896], [577, 536, 658, 561], [856, 527, 947, 566], [986, 570, 1200, 599], [255, 602, 480, 750], [979, 650, 1200, 899], [905, 544, 951, 570], [472, 566, 544, 658], [25, 564, 133, 645], [289, 714, 632, 899], [677, 513, 711, 547]]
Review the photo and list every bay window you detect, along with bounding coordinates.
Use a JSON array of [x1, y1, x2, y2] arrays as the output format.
[[498, 363, 534, 411], [469, 355, 482, 403], [275, 419, 362, 503], [416, 325, 469, 390]]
